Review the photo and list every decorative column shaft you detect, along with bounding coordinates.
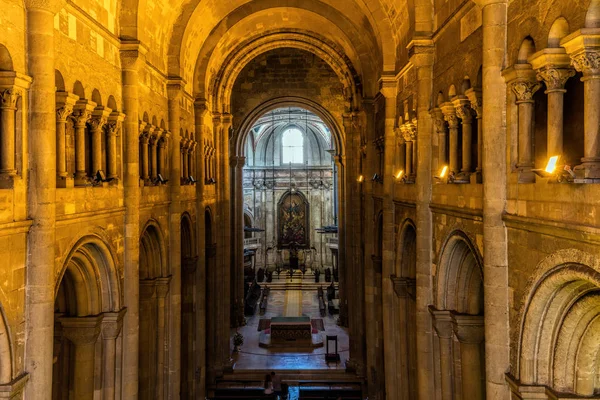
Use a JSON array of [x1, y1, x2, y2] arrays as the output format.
[[433, 108, 447, 169], [232, 155, 246, 328], [442, 104, 460, 173], [73, 101, 96, 183], [60, 316, 103, 400], [89, 107, 111, 175], [465, 88, 483, 177], [155, 278, 170, 400], [106, 112, 125, 180], [510, 74, 541, 182], [454, 98, 474, 173], [404, 133, 414, 177], [55, 91, 77, 181], [536, 66, 575, 158], [0, 88, 20, 176], [158, 137, 166, 176], [453, 314, 485, 400]]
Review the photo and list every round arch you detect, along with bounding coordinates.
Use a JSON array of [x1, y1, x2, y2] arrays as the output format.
[[396, 218, 417, 278], [435, 230, 484, 314], [233, 96, 345, 160], [140, 219, 168, 278], [55, 234, 122, 315], [517, 249, 600, 396], [209, 33, 359, 113]]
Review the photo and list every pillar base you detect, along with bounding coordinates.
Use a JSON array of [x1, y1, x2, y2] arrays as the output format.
[[471, 170, 483, 184], [57, 176, 74, 188], [574, 161, 600, 180], [518, 168, 536, 183], [0, 374, 29, 399]]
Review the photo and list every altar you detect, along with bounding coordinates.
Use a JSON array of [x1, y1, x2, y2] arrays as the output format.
[[270, 316, 312, 341]]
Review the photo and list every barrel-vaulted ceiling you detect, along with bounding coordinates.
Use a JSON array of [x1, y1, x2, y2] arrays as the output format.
[[116, 0, 420, 97]]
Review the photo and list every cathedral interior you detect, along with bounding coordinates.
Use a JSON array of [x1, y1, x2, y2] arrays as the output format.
[[0, 0, 599, 399]]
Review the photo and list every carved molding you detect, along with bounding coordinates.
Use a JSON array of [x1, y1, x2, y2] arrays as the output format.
[[536, 66, 575, 92], [511, 80, 542, 102], [390, 276, 416, 299]]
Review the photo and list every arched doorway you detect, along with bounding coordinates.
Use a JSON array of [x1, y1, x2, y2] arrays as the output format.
[[180, 214, 197, 399], [430, 232, 485, 400], [52, 238, 122, 400], [138, 223, 169, 400]]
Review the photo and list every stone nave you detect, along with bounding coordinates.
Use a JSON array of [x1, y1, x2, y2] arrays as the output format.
[[0, 0, 599, 399]]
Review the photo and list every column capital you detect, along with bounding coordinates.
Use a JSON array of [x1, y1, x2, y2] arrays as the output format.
[[440, 103, 459, 128], [139, 279, 157, 298], [155, 277, 171, 298], [536, 66, 575, 93], [511, 80, 542, 103], [464, 88, 482, 118], [452, 96, 474, 123], [107, 111, 126, 136], [0, 87, 21, 110], [452, 313, 485, 344], [60, 315, 104, 345], [88, 106, 112, 131], [429, 307, 454, 339], [230, 156, 246, 168], [407, 37, 435, 66], [166, 76, 186, 100], [560, 29, 600, 76], [529, 49, 575, 92], [0, 71, 32, 91], [390, 276, 416, 298], [56, 91, 79, 122], [24, 0, 65, 14], [378, 76, 397, 99], [73, 99, 97, 127], [101, 308, 127, 340], [119, 40, 148, 71]]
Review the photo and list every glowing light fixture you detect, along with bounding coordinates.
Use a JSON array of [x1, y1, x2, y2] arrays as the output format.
[[395, 170, 404, 181], [545, 156, 559, 173], [357, 174, 364, 183]]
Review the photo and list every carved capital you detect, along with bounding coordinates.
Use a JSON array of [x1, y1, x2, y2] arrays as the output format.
[[454, 104, 474, 123], [56, 103, 74, 122], [464, 88, 482, 118], [72, 107, 93, 127], [0, 88, 20, 109], [391, 276, 416, 299], [570, 50, 600, 74], [379, 77, 397, 99], [536, 66, 575, 92], [120, 41, 148, 71], [511, 80, 542, 102], [88, 107, 111, 132], [429, 307, 454, 339], [155, 277, 171, 298], [442, 111, 459, 129], [60, 315, 103, 345], [452, 313, 485, 344], [101, 309, 127, 340], [106, 112, 125, 136]]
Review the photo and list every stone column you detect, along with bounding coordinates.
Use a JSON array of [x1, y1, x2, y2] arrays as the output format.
[[474, 1, 511, 398], [141, 125, 153, 182], [155, 278, 170, 400], [396, 130, 406, 177], [540, 67, 574, 158], [410, 124, 418, 179], [232, 155, 246, 327], [441, 103, 460, 174], [101, 310, 126, 400], [55, 91, 78, 186], [157, 136, 166, 177], [120, 40, 147, 400], [433, 108, 447, 170], [106, 112, 125, 181], [23, 2, 62, 398], [181, 140, 189, 180], [167, 79, 183, 400], [73, 100, 96, 184], [149, 134, 158, 181], [60, 316, 104, 400], [392, 276, 417, 400], [89, 107, 111, 175], [409, 37, 435, 400], [465, 88, 483, 181], [505, 66, 540, 183], [0, 88, 20, 177], [380, 79, 398, 400], [454, 97, 474, 174], [561, 34, 600, 179], [220, 114, 233, 369], [453, 314, 485, 400], [430, 308, 454, 400], [189, 142, 196, 179]]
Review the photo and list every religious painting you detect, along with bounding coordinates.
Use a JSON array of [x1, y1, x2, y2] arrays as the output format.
[[277, 191, 309, 249]]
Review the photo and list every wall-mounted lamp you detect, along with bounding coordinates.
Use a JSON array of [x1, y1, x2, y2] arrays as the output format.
[[532, 156, 576, 182], [434, 165, 450, 182], [395, 170, 405, 183], [357, 174, 364, 183]]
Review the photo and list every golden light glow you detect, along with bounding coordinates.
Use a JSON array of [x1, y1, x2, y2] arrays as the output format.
[[545, 156, 559, 173], [439, 166, 448, 178], [395, 170, 404, 180], [357, 174, 364, 183]]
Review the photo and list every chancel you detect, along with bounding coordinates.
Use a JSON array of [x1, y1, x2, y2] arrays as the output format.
[[0, 0, 599, 400]]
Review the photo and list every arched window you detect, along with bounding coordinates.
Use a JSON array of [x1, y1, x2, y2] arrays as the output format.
[[282, 128, 303, 164]]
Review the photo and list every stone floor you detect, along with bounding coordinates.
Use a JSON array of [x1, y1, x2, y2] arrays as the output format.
[[231, 277, 348, 370]]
